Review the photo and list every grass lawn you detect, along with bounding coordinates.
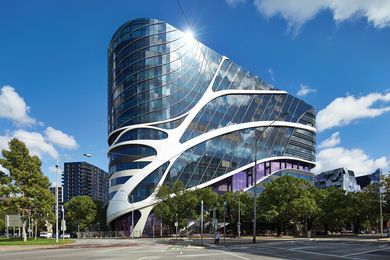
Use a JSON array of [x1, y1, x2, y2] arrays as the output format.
[[0, 238, 75, 246]]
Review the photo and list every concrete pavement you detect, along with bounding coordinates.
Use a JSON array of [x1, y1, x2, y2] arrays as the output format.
[[0, 237, 389, 259]]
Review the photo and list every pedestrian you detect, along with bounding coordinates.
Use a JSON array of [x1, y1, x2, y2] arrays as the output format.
[[214, 231, 220, 244]]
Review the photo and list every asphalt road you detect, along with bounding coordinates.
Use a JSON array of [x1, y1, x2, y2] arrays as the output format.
[[1, 238, 390, 259]]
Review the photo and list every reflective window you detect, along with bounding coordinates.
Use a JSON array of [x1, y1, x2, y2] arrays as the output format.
[[128, 162, 169, 203], [152, 115, 186, 129], [109, 191, 117, 200], [111, 176, 132, 186], [109, 145, 157, 162], [109, 161, 150, 174], [108, 19, 222, 133], [166, 126, 297, 189], [118, 128, 168, 142]]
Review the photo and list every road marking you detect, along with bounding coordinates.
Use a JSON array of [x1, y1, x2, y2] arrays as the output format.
[[343, 247, 390, 257], [220, 250, 251, 260], [176, 252, 225, 257], [288, 248, 355, 259], [99, 247, 129, 253], [138, 256, 160, 260]]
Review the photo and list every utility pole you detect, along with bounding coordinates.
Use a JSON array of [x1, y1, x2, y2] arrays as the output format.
[[223, 201, 226, 245], [379, 169, 384, 238], [131, 195, 134, 239], [175, 213, 178, 240], [160, 222, 163, 237], [62, 206, 65, 240], [253, 156, 257, 244], [238, 196, 241, 238], [55, 161, 59, 243], [213, 207, 216, 233], [252, 112, 290, 244], [201, 200, 204, 245]]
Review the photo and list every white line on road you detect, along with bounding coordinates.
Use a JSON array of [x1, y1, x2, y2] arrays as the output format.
[[220, 250, 252, 260], [288, 248, 356, 259], [343, 247, 390, 257], [175, 252, 225, 257], [99, 246, 131, 253]]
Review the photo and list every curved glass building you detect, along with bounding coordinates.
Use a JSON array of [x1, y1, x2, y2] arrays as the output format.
[[107, 18, 316, 236]]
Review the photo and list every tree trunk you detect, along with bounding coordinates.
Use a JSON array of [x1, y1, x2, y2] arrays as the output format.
[[277, 225, 282, 237], [22, 220, 27, 242]]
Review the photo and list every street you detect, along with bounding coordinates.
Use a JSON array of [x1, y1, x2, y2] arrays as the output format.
[[1, 238, 390, 259]]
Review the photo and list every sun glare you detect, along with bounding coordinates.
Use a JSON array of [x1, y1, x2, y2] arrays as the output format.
[[184, 30, 195, 43]]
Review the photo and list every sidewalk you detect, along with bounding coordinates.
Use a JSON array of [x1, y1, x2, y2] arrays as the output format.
[[164, 235, 390, 248]]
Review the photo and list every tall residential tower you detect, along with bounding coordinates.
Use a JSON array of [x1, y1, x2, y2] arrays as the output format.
[[62, 162, 109, 204], [107, 18, 316, 236]]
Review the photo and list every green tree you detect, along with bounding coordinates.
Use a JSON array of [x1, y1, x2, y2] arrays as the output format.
[[65, 195, 97, 232], [154, 183, 220, 233], [154, 182, 197, 231], [0, 138, 55, 241], [216, 191, 253, 235], [351, 184, 380, 233], [382, 176, 390, 225], [257, 176, 319, 236], [316, 187, 352, 232], [94, 200, 108, 231]]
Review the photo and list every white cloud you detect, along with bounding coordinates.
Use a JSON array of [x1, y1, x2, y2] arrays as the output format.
[[268, 68, 275, 81], [318, 132, 340, 149], [252, 0, 390, 36], [0, 85, 36, 125], [44, 127, 79, 149], [0, 130, 59, 159], [297, 84, 317, 97], [314, 132, 389, 176], [226, 0, 246, 8], [317, 92, 390, 132], [314, 146, 388, 176]]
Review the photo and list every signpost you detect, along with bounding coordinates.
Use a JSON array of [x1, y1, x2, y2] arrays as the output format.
[[5, 215, 23, 238]]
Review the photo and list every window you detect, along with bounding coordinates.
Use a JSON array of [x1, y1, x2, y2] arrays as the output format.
[[111, 176, 132, 186]]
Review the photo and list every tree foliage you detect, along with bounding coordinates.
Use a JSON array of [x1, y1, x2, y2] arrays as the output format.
[[257, 176, 319, 235], [153, 175, 390, 236], [154, 182, 199, 230], [0, 138, 55, 241], [65, 195, 97, 231]]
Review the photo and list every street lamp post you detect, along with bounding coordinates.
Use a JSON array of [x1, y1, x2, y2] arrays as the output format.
[[253, 112, 289, 244], [223, 201, 226, 246], [175, 213, 178, 240], [131, 195, 134, 239], [62, 205, 65, 240], [200, 200, 204, 245], [379, 169, 384, 238], [55, 160, 59, 243], [238, 196, 241, 238]]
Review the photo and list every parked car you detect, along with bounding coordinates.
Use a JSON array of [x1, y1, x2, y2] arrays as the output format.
[[70, 232, 78, 239], [39, 232, 53, 238], [60, 233, 71, 239]]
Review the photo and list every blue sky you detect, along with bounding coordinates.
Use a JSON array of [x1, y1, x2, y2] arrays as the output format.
[[1, 0, 389, 185]]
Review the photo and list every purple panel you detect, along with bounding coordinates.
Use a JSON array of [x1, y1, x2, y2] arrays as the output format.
[[256, 163, 265, 180], [271, 162, 280, 173], [233, 171, 247, 192]]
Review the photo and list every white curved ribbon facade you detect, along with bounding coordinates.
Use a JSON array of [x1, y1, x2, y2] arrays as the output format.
[[107, 18, 316, 236]]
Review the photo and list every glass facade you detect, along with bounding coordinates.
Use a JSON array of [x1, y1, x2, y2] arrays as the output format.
[[108, 18, 222, 132], [107, 18, 316, 236]]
